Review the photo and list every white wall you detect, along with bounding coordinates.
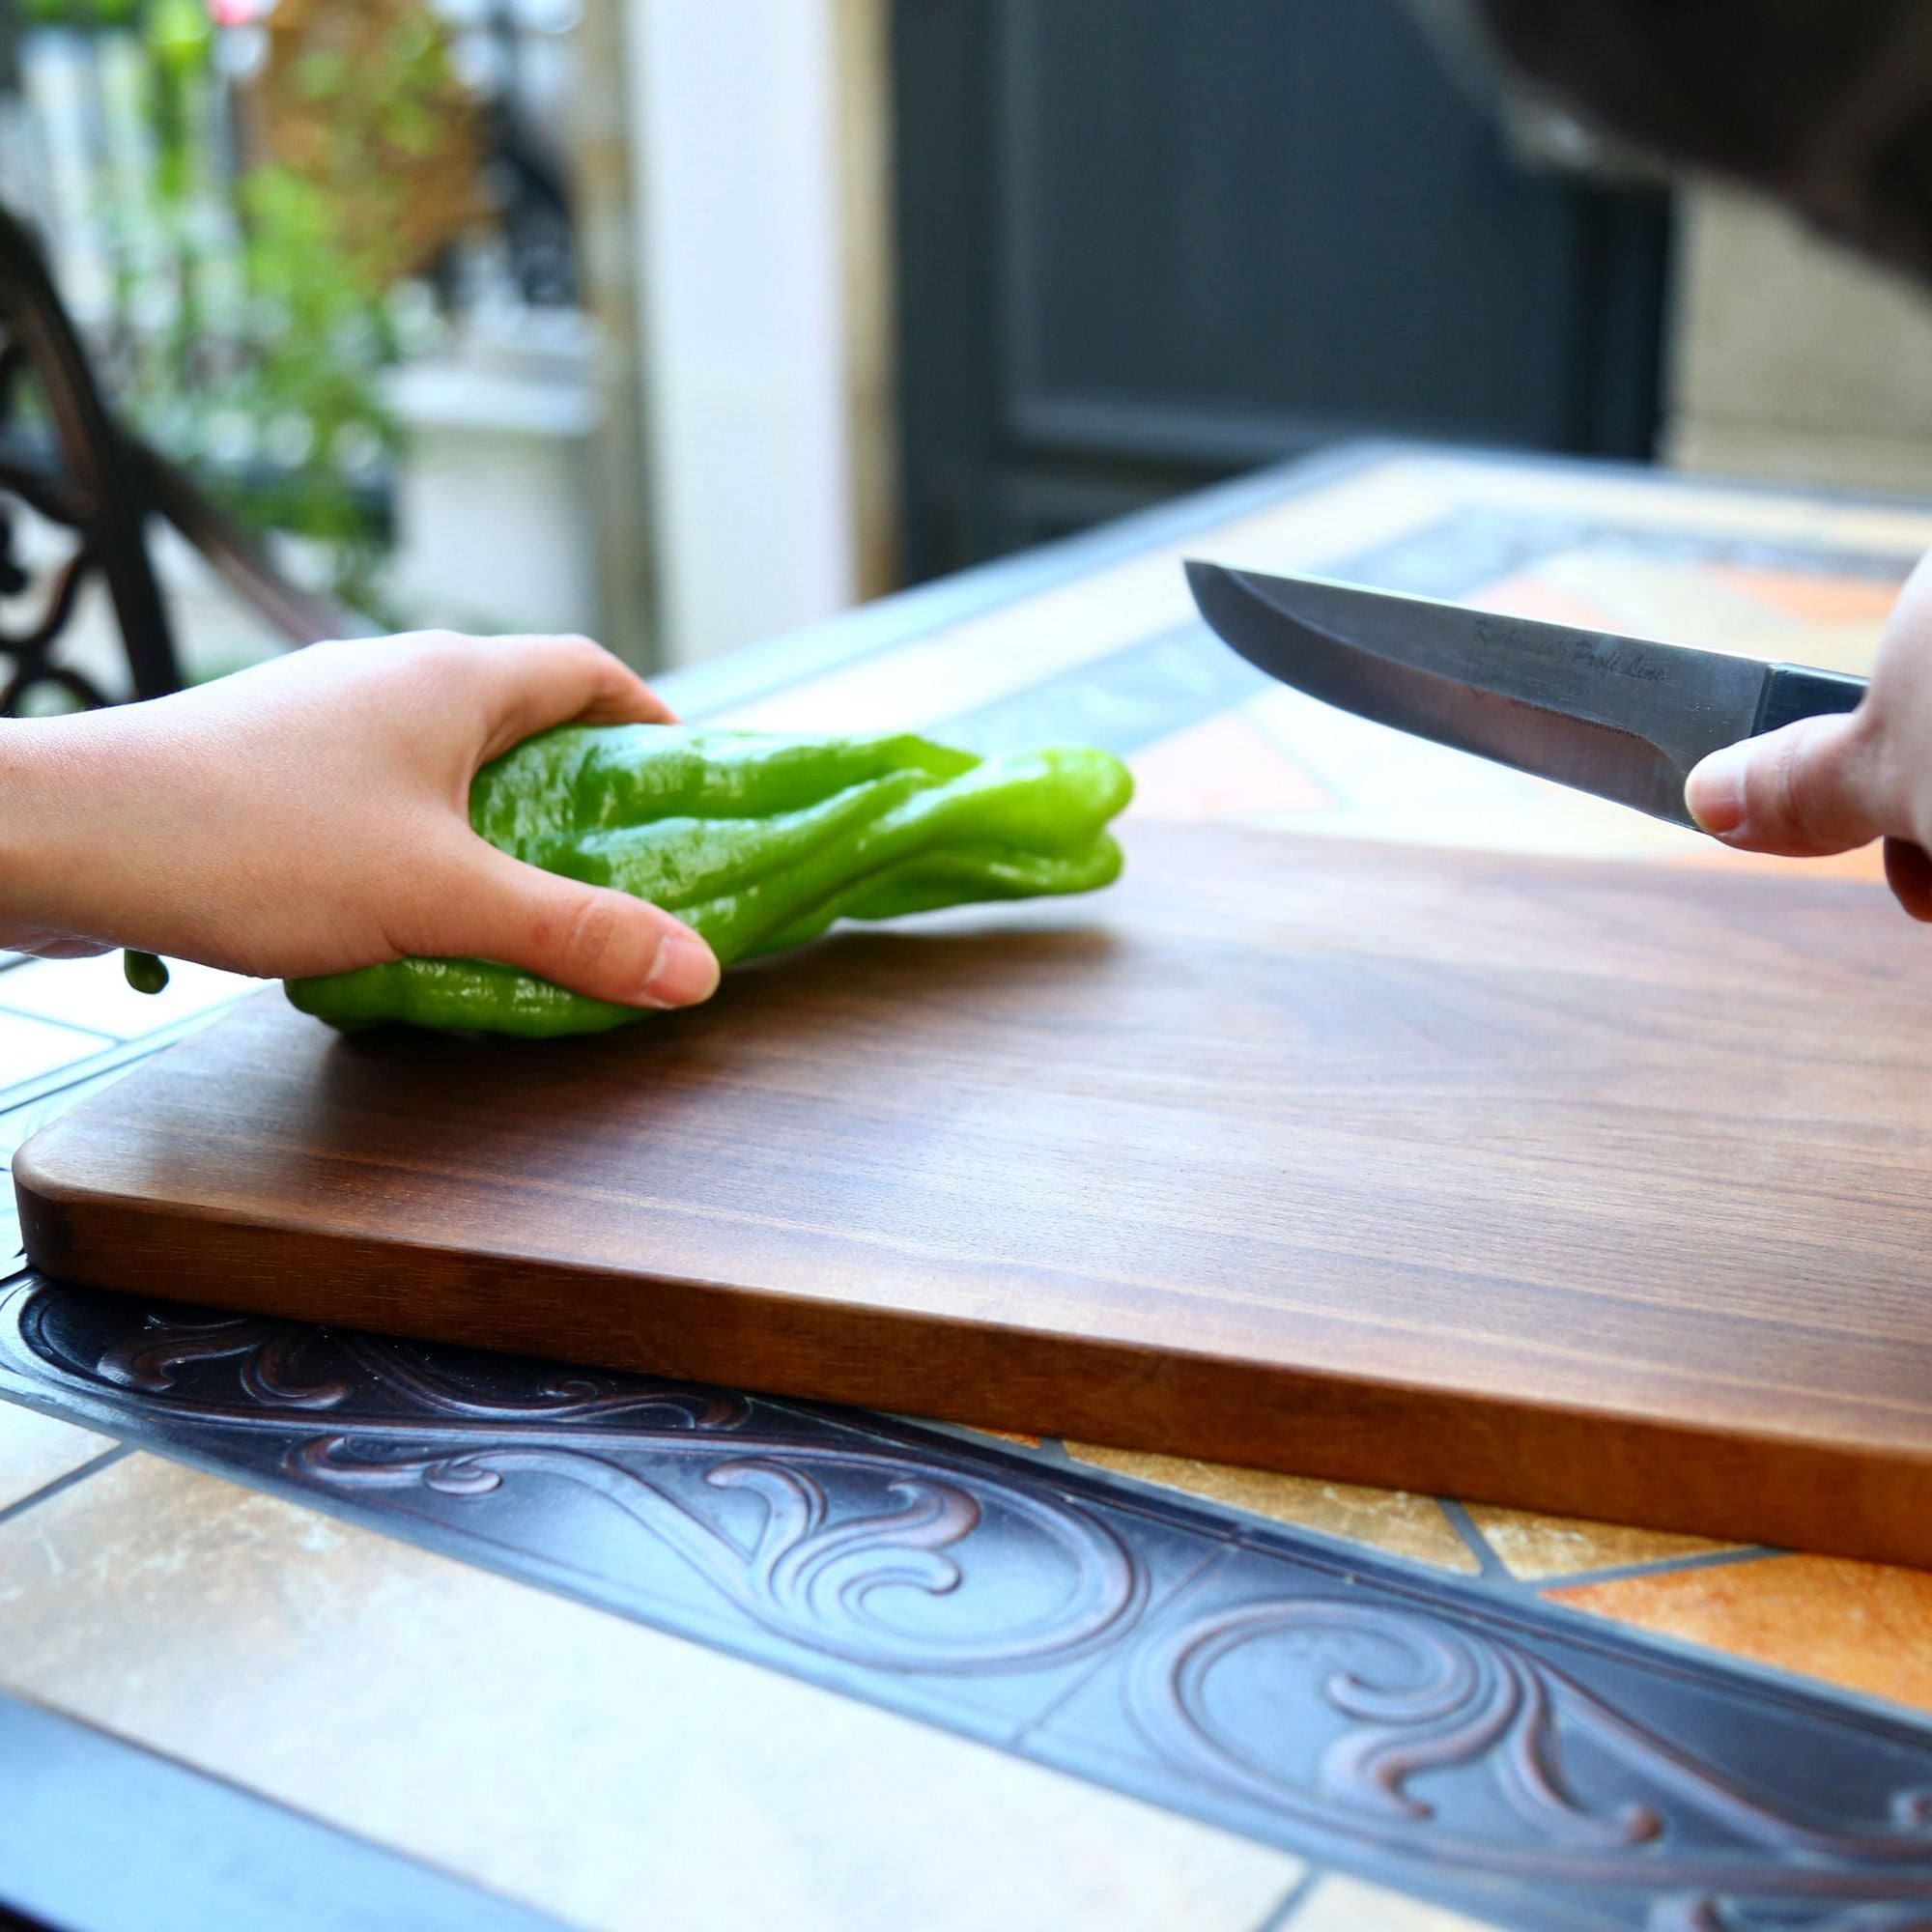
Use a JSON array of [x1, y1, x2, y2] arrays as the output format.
[[1667, 187, 1932, 497], [624, 0, 858, 667]]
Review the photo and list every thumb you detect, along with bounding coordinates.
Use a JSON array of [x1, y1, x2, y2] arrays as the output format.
[[1684, 712, 1886, 856], [430, 843, 720, 1009]]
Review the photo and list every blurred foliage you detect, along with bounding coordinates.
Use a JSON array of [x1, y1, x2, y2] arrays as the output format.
[[23, 1, 145, 22], [29, 0, 480, 616], [257, 0, 483, 290], [115, 164, 407, 616]]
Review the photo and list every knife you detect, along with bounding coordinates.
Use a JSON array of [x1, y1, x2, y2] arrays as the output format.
[[1185, 561, 1869, 830]]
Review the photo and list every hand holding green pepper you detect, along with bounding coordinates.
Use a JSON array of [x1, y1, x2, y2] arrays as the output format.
[[0, 633, 719, 1008], [0, 633, 1130, 1037], [289, 724, 1132, 1037]]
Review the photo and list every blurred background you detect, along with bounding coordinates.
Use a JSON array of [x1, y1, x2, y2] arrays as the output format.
[[6, 0, 1932, 696]]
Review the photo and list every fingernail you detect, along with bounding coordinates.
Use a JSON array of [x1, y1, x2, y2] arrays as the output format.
[[1685, 744, 1747, 835], [639, 930, 720, 1009]]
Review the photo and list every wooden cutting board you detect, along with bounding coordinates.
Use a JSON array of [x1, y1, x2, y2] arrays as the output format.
[[17, 824, 1932, 1564]]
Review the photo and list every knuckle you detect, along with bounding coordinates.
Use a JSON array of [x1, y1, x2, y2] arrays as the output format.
[[555, 633, 620, 682], [556, 892, 624, 979], [291, 636, 384, 685], [396, 635, 492, 713], [393, 630, 470, 671], [1770, 734, 1808, 840], [416, 631, 477, 670], [1756, 728, 1823, 849]]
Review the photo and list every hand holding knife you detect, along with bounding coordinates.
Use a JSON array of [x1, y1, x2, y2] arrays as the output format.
[[1187, 555, 1932, 921]]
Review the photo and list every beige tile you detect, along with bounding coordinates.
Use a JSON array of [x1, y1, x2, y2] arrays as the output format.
[[0, 1011, 103, 1088], [1245, 680, 1539, 822], [0, 1455, 1303, 1932], [0, 953, 255, 1044], [1462, 1503, 1733, 1582], [1291, 1872, 1507, 1931], [1064, 1442, 1477, 1574], [1436, 443, 1932, 555], [716, 551, 1205, 735], [0, 1399, 114, 1514], [1126, 710, 1333, 824], [0, 1065, 135, 1161], [712, 461, 1452, 739]]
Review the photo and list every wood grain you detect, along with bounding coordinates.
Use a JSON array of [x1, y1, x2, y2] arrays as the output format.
[[17, 824, 1932, 1564]]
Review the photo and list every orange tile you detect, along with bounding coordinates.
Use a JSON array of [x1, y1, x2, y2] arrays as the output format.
[[1126, 709, 1333, 824], [1709, 564, 1902, 628], [1550, 1553, 1932, 1716], [1528, 550, 1799, 655]]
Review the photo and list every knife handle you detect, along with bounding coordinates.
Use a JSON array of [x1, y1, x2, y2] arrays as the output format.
[[1752, 664, 1868, 738]]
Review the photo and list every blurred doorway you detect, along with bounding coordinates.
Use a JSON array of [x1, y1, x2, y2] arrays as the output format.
[[893, 0, 1672, 582]]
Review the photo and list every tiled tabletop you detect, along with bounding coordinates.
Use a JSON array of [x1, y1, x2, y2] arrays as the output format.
[[3, 443, 1930, 1932]]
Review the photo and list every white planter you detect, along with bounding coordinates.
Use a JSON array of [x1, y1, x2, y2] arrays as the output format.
[[384, 308, 604, 639]]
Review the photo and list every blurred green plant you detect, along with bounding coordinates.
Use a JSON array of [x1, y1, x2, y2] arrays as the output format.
[[26, 0, 469, 618], [23, 1, 144, 22], [118, 153, 409, 618]]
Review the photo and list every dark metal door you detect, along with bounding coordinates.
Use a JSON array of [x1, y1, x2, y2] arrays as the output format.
[[894, 0, 1671, 580]]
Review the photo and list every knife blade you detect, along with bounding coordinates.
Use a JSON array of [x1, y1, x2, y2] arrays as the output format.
[[1186, 561, 1868, 830]]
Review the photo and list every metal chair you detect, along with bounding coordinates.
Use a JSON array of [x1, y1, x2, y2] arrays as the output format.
[[0, 202, 354, 717]]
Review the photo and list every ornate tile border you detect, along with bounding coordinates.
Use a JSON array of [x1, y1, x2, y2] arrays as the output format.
[[4, 1276, 1929, 1932]]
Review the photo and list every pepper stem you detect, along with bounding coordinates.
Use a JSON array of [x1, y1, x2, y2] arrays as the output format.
[[124, 951, 170, 996]]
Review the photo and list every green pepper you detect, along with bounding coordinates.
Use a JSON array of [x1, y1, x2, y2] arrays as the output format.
[[287, 725, 1133, 1037]]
